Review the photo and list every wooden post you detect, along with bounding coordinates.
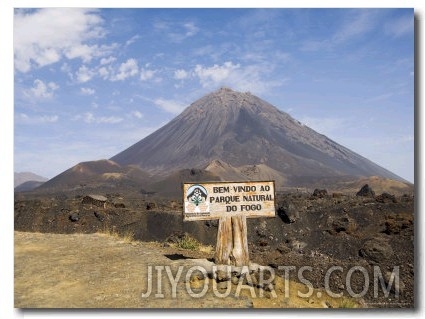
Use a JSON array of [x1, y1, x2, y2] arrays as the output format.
[[231, 215, 249, 266], [214, 216, 233, 265], [214, 215, 249, 266]]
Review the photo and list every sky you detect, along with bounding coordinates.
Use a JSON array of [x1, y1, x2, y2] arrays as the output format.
[[13, 8, 414, 182]]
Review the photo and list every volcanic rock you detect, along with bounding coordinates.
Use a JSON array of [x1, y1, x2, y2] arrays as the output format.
[[356, 184, 375, 197], [359, 238, 393, 264]]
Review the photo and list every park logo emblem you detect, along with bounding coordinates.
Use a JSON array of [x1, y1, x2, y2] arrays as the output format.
[[185, 184, 210, 214]]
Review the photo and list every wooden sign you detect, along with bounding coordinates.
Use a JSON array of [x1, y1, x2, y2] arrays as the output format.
[[183, 181, 275, 221], [183, 181, 276, 267]]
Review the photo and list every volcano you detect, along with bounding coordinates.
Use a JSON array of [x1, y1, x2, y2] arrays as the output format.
[[111, 87, 403, 186]]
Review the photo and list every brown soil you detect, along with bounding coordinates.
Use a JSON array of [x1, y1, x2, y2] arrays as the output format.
[[15, 231, 360, 309]]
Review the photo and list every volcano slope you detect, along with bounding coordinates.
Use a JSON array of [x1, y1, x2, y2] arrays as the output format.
[[111, 87, 405, 186]]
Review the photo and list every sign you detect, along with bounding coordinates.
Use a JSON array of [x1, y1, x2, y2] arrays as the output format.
[[183, 181, 275, 221]]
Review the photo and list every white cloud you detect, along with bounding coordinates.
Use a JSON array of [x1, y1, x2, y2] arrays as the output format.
[[111, 58, 139, 81], [184, 22, 199, 37], [60, 62, 72, 73], [98, 66, 110, 79], [332, 10, 377, 44], [80, 87, 95, 95], [29, 79, 59, 98], [75, 112, 123, 124], [140, 68, 156, 81], [100, 56, 116, 65], [64, 44, 94, 63], [194, 61, 241, 87], [154, 98, 185, 114], [132, 111, 143, 119], [165, 21, 200, 43], [14, 8, 105, 72], [76, 65, 95, 83], [125, 35, 141, 46], [300, 10, 380, 52], [174, 69, 189, 80], [16, 113, 59, 124], [64, 44, 117, 63], [193, 61, 283, 94]]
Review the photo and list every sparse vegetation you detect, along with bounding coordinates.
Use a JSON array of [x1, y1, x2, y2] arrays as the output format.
[[337, 299, 359, 308], [176, 233, 201, 250], [97, 225, 135, 244]]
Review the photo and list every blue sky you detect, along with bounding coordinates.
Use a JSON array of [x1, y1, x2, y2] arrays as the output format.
[[13, 8, 414, 182]]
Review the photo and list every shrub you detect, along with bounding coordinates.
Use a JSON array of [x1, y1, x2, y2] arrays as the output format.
[[176, 233, 200, 250]]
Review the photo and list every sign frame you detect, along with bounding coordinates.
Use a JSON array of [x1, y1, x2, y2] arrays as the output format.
[[182, 180, 276, 221]]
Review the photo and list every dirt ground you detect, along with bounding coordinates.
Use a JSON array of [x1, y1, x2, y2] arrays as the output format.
[[15, 231, 361, 309]]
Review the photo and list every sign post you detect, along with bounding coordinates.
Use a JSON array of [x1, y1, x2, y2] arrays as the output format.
[[183, 181, 276, 266]]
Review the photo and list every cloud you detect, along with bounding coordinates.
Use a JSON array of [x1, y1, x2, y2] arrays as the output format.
[[74, 112, 123, 124], [110, 58, 139, 81], [193, 61, 284, 94], [184, 22, 199, 37], [80, 87, 95, 95], [157, 20, 200, 43], [28, 79, 59, 98], [16, 113, 59, 124], [64, 44, 95, 63], [300, 10, 380, 52], [14, 8, 106, 72], [98, 66, 110, 79], [125, 35, 141, 46], [194, 62, 241, 87], [131, 111, 143, 119], [100, 56, 116, 65], [332, 10, 378, 44], [76, 65, 95, 83], [140, 68, 156, 81], [174, 69, 189, 80], [154, 98, 185, 114]]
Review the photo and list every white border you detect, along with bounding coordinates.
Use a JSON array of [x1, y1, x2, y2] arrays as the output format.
[[2, 1, 422, 319]]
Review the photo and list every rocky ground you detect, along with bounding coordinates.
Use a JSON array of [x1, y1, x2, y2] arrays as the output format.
[[14, 186, 414, 308]]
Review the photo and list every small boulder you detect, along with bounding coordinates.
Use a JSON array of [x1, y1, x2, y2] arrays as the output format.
[[146, 202, 157, 210], [94, 211, 104, 222], [276, 243, 291, 255], [359, 238, 393, 264], [330, 216, 357, 234], [356, 184, 375, 197], [312, 189, 328, 198], [375, 193, 397, 203], [69, 212, 79, 222]]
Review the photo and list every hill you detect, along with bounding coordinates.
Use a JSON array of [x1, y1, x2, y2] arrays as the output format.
[[14, 172, 48, 188]]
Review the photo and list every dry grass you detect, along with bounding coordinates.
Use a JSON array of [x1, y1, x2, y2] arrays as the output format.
[[97, 225, 135, 243], [337, 298, 360, 308], [175, 233, 201, 250]]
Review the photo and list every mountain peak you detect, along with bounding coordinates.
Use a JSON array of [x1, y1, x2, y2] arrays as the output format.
[[111, 88, 404, 185]]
